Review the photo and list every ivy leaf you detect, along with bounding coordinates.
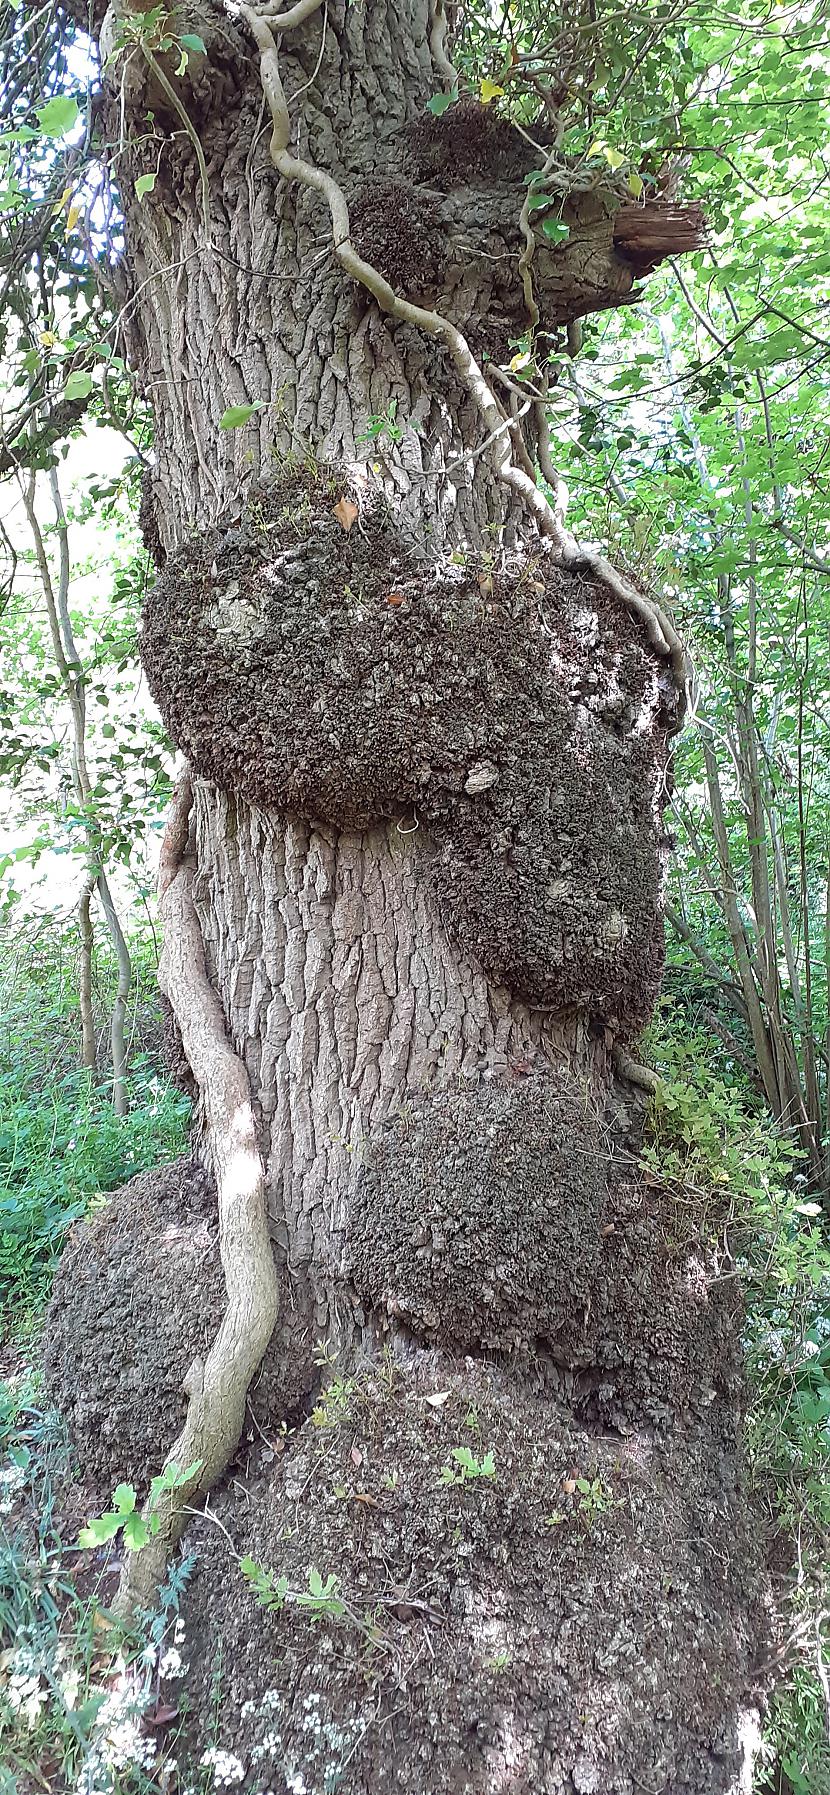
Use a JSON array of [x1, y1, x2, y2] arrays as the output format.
[[36, 96, 80, 138], [527, 192, 552, 211], [219, 402, 263, 429], [480, 78, 505, 103], [180, 32, 206, 54], [426, 91, 456, 116], [588, 140, 626, 171], [541, 218, 570, 245], [135, 173, 156, 200], [64, 370, 93, 402]]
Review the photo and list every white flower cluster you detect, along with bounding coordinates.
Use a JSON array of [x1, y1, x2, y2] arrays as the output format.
[[200, 1745, 246, 1786], [0, 1458, 27, 1517], [2, 1648, 46, 1729], [158, 1646, 187, 1680], [75, 1674, 157, 1793], [250, 1729, 283, 1765]]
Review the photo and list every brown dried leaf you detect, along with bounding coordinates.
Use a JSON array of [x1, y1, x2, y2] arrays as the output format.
[[386, 591, 404, 607], [145, 1702, 179, 1728], [333, 497, 359, 533]]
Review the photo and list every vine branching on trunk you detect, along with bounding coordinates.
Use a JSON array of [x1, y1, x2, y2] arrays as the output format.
[[114, 773, 279, 1616], [240, 0, 691, 725]]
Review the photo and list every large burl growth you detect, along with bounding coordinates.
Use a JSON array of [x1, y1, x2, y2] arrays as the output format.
[[140, 466, 675, 1032]]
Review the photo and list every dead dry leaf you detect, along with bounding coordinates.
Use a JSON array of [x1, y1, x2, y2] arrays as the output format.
[[333, 497, 359, 532]]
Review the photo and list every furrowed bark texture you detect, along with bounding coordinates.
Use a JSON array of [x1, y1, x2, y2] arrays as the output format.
[[43, 4, 764, 1789]]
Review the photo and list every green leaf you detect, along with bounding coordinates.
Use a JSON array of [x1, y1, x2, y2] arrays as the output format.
[[64, 370, 93, 402], [180, 32, 206, 53], [219, 402, 263, 429], [113, 1482, 136, 1514], [122, 1513, 150, 1551], [78, 1513, 122, 1547], [541, 218, 570, 246], [426, 91, 456, 116], [135, 173, 156, 200], [36, 97, 80, 139], [527, 193, 552, 212]]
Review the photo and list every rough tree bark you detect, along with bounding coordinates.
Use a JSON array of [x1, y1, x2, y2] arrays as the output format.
[[45, 3, 765, 1790]]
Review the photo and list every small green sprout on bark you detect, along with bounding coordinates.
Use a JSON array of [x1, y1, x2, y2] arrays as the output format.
[[78, 1461, 203, 1553]]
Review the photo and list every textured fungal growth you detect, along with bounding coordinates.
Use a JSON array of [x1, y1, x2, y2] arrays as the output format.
[[44, 1159, 313, 1487], [141, 464, 675, 1029], [346, 1075, 607, 1351], [347, 1076, 743, 1431]]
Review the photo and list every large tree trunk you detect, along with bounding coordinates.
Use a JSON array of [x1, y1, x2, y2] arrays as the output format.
[[45, 3, 764, 1789]]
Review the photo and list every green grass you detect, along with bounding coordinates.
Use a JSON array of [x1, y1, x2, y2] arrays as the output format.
[[0, 926, 190, 1337]]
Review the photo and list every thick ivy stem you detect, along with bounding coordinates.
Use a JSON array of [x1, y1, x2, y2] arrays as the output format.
[[114, 775, 279, 1617]]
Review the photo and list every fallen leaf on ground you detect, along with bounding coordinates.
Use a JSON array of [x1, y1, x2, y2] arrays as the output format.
[[333, 497, 359, 532]]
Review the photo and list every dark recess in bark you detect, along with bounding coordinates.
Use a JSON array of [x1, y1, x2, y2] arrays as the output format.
[[172, 1359, 764, 1795], [138, 465, 166, 571], [140, 464, 674, 1029], [347, 1074, 744, 1432], [159, 991, 196, 1098]]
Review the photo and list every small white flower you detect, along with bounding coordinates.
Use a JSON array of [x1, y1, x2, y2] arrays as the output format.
[[158, 1647, 186, 1679], [200, 1746, 245, 1786]]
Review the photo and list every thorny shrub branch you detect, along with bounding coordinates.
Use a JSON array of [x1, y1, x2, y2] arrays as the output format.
[[114, 774, 279, 1617], [241, 0, 691, 725]]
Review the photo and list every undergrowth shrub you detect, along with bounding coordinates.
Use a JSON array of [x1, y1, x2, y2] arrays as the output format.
[[0, 927, 190, 1337], [644, 998, 830, 1795]]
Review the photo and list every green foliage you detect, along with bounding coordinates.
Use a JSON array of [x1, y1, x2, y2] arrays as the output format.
[[0, 461, 171, 920], [78, 1461, 203, 1553], [358, 399, 404, 445], [241, 1560, 346, 1623], [0, 929, 190, 1335], [574, 1476, 618, 1526], [439, 1445, 496, 1485], [0, 1387, 193, 1794]]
